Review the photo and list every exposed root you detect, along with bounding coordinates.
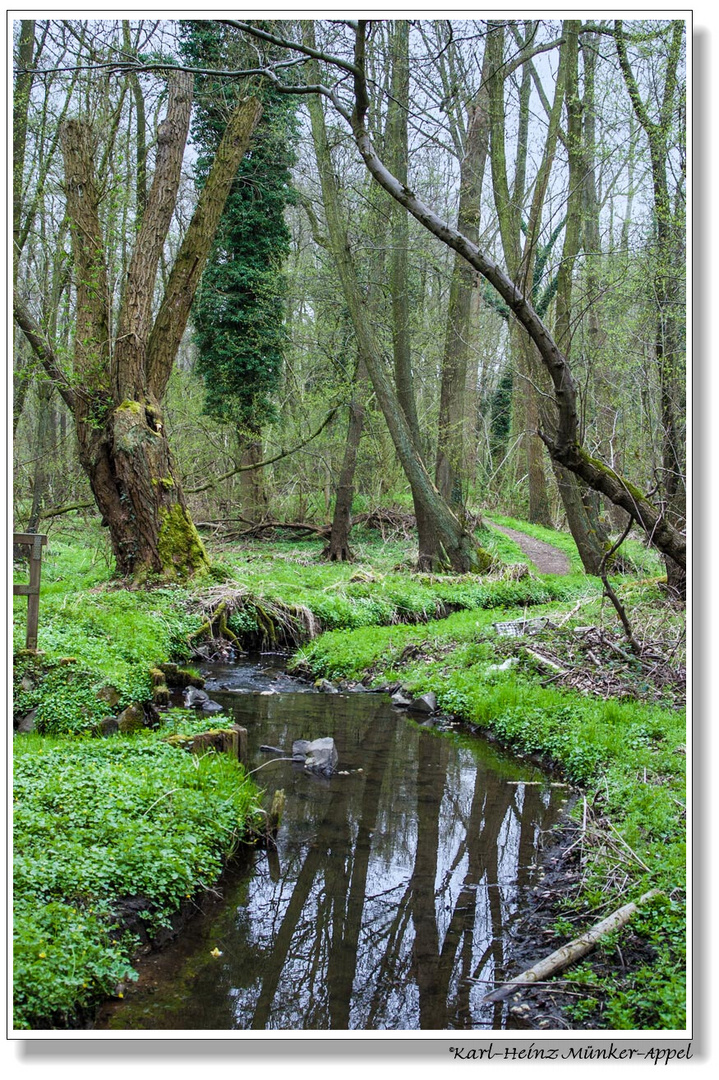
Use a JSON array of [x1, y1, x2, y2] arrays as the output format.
[[189, 585, 321, 653]]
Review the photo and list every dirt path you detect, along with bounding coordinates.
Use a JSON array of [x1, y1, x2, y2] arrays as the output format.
[[491, 523, 571, 576]]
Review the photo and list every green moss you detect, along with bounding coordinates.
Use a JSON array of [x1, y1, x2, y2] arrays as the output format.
[[578, 448, 646, 502], [157, 504, 209, 580]]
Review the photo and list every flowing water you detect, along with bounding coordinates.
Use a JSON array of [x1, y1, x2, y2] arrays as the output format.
[[97, 656, 571, 1031]]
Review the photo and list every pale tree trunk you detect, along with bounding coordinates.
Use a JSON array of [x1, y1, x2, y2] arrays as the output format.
[[488, 20, 555, 526], [580, 31, 626, 535], [324, 359, 367, 562], [304, 25, 491, 573], [16, 74, 263, 580], [384, 21, 441, 566], [549, 21, 607, 574], [435, 40, 492, 511], [616, 20, 685, 594]]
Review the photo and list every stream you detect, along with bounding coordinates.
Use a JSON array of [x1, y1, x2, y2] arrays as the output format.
[[96, 655, 571, 1031]]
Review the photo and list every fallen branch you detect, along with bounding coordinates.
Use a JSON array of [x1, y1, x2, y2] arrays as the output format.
[[39, 500, 95, 520], [482, 889, 661, 1004], [524, 647, 566, 674]]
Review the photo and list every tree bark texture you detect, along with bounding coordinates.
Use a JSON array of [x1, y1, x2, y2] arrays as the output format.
[[15, 77, 264, 579]]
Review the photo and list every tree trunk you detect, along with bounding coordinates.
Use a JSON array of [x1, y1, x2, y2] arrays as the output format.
[[488, 21, 557, 526], [15, 74, 263, 580], [26, 379, 53, 533], [615, 20, 685, 595], [324, 369, 366, 562], [83, 397, 207, 579], [435, 42, 491, 509], [384, 20, 446, 566], [237, 429, 269, 522], [13, 19, 35, 278], [305, 24, 491, 573], [546, 20, 609, 573]]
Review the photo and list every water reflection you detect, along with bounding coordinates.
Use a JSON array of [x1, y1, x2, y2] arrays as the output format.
[[100, 677, 568, 1031]]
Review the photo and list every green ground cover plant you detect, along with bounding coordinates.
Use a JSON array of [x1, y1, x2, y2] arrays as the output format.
[[13, 517, 685, 1030], [13, 731, 261, 1029]]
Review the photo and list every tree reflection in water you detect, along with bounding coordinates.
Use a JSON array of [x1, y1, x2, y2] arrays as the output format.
[[100, 687, 568, 1031]]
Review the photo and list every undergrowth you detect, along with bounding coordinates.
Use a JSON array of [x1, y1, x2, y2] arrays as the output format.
[[13, 516, 685, 1030], [13, 731, 261, 1030]]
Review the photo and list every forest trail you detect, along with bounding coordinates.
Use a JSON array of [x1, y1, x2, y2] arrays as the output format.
[[490, 523, 571, 575]]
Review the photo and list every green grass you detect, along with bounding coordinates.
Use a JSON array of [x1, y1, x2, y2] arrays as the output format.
[[13, 730, 261, 1030], [13, 516, 684, 1030], [293, 564, 686, 1029]]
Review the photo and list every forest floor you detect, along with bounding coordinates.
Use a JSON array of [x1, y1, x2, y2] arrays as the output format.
[[12, 515, 686, 1032]]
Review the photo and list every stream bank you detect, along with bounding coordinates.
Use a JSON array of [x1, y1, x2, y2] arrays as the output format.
[[13, 525, 685, 1031], [95, 655, 573, 1031]]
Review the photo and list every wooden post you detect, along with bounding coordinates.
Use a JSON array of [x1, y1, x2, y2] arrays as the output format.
[[13, 533, 47, 651], [232, 724, 249, 768]]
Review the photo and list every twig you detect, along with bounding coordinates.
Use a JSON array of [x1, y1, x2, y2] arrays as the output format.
[[606, 819, 653, 874], [599, 516, 641, 654]]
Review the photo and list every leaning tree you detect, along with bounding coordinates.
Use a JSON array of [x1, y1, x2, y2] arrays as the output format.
[[220, 18, 685, 580]]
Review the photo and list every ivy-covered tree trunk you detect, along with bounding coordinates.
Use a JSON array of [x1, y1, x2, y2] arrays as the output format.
[[237, 428, 269, 522], [181, 22, 297, 515], [17, 73, 263, 580]]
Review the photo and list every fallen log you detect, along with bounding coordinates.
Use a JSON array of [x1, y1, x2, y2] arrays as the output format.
[[482, 889, 661, 1004]]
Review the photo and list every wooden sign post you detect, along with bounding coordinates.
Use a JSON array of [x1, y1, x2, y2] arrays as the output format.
[[13, 533, 47, 651]]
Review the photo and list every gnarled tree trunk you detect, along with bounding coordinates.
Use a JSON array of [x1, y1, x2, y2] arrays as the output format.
[[16, 74, 263, 580]]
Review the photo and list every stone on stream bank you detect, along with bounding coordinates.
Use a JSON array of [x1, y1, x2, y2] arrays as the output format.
[[390, 689, 438, 715], [183, 686, 224, 714]]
